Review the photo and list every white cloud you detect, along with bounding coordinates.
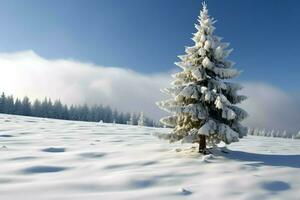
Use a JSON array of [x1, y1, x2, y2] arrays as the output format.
[[240, 82, 300, 132], [0, 50, 171, 119], [0, 50, 299, 132]]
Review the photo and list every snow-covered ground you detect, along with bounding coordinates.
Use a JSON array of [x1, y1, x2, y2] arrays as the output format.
[[0, 114, 299, 200]]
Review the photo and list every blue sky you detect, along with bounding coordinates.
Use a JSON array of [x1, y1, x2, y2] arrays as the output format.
[[0, 0, 300, 131], [0, 0, 299, 91]]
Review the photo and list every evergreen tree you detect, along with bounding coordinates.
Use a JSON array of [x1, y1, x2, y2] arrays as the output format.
[[89, 105, 97, 121], [103, 106, 113, 123], [0, 92, 6, 113], [282, 130, 287, 138], [132, 113, 138, 125], [98, 105, 105, 121], [253, 128, 258, 136], [260, 129, 266, 137], [5, 95, 14, 114], [112, 109, 119, 123], [128, 113, 134, 125], [270, 129, 275, 137], [138, 112, 145, 126], [14, 98, 23, 115], [295, 131, 300, 139], [69, 105, 77, 120], [79, 104, 90, 121], [157, 3, 247, 154], [41, 98, 51, 117], [21, 96, 32, 116], [53, 100, 63, 119], [47, 98, 54, 118], [117, 112, 124, 124], [32, 99, 42, 117], [247, 127, 254, 135], [124, 112, 131, 124], [62, 104, 69, 120]]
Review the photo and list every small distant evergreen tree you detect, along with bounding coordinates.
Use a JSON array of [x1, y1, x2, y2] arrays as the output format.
[[53, 100, 63, 119], [62, 104, 69, 119], [117, 112, 125, 124], [253, 128, 259, 136], [260, 129, 266, 137], [14, 98, 22, 115], [125, 112, 131, 124], [270, 130, 274, 137], [68, 105, 77, 120], [0, 92, 5, 113], [295, 131, 300, 139], [32, 99, 42, 117], [112, 109, 118, 123], [79, 104, 90, 121], [282, 130, 287, 138], [128, 113, 134, 125], [138, 112, 145, 126], [103, 106, 113, 123], [21, 96, 31, 116], [5, 95, 14, 114]]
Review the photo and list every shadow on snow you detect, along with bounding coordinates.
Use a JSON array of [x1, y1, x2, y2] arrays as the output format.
[[222, 150, 300, 169]]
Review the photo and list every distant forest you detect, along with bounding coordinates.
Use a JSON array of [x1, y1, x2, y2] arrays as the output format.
[[0, 92, 157, 127]]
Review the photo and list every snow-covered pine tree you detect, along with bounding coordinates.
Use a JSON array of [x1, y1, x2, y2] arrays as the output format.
[[295, 131, 300, 139], [270, 129, 274, 137], [253, 128, 259, 136], [282, 130, 287, 138], [156, 2, 248, 154], [128, 113, 134, 125], [260, 129, 266, 137], [247, 127, 253, 135], [138, 112, 145, 126]]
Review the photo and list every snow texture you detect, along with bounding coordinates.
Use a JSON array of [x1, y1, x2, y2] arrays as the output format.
[[0, 114, 300, 200]]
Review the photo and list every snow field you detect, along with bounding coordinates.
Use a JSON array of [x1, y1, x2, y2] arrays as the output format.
[[0, 114, 300, 200]]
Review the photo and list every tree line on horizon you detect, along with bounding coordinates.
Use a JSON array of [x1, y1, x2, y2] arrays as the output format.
[[0, 92, 157, 127], [247, 127, 300, 139]]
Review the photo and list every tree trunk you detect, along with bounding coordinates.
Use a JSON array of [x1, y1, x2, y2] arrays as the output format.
[[198, 135, 206, 154]]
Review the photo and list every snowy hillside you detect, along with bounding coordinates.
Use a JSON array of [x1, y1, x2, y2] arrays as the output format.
[[0, 114, 300, 200]]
